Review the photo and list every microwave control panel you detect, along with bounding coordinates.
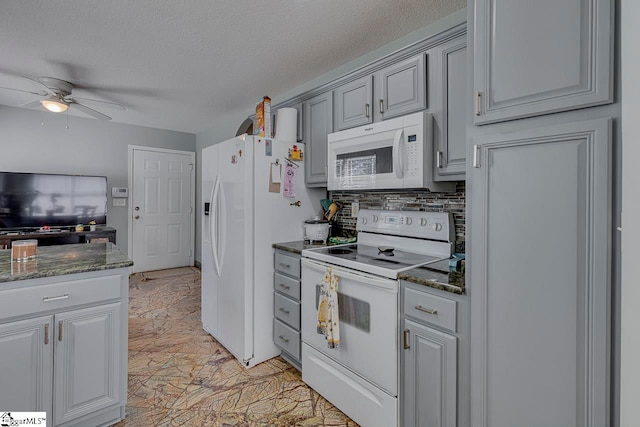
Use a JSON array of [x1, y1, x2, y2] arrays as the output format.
[[404, 121, 423, 180]]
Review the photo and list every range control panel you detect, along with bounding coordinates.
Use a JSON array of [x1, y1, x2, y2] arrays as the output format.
[[356, 209, 454, 242]]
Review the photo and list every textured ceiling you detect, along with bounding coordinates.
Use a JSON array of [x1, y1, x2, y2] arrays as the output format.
[[0, 0, 466, 134]]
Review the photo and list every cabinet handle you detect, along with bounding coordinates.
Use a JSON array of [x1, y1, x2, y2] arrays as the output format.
[[279, 307, 290, 315], [43, 294, 69, 303], [279, 283, 291, 290], [436, 151, 443, 168], [58, 320, 63, 341], [279, 263, 290, 269], [474, 91, 482, 116], [379, 99, 384, 114], [365, 103, 370, 118], [473, 144, 480, 168], [415, 305, 438, 315], [44, 323, 49, 345], [403, 329, 410, 349], [278, 335, 290, 343]]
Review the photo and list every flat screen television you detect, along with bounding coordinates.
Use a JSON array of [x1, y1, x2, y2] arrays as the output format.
[[0, 172, 107, 230]]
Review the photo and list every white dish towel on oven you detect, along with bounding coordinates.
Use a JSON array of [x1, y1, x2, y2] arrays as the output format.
[[317, 266, 340, 348]]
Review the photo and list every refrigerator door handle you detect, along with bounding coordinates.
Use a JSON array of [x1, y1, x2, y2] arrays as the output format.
[[210, 175, 222, 276], [218, 178, 227, 273]]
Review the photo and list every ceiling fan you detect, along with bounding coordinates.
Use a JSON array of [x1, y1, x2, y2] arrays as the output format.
[[0, 76, 126, 120]]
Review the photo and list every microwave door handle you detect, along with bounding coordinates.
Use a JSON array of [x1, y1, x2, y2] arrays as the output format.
[[393, 129, 404, 178]]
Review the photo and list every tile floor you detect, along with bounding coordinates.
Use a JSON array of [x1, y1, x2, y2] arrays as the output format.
[[113, 267, 358, 427]]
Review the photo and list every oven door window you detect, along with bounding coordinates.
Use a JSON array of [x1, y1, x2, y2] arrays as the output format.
[[316, 284, 370, 333]]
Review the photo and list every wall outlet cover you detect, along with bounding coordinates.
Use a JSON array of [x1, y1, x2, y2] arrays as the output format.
[[351, 202, 359, 217], [113, 198, 127, 207]]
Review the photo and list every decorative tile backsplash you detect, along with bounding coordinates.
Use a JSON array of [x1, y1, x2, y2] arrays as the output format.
[[329, 182, 466, 253]]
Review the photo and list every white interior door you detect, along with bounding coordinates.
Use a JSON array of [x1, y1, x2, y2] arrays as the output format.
[[130, 147, 194, 273]]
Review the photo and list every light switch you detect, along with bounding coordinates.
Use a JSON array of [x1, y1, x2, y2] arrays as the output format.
[[113, 198, 127, 207]]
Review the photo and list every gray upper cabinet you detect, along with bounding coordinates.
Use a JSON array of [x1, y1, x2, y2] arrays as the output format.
[[303, 92, 333, 186], [431, 34, 467, 181], [473, 0, 613, 124], [470, 118, 611, 427], [375, 54, 427, 121], [335, 75, 373, 131]]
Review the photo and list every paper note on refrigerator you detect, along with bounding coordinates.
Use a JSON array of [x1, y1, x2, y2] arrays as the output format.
[[283, 164, 296, 197], [269, 163, 281, 193], [271, 164, 281, 183]]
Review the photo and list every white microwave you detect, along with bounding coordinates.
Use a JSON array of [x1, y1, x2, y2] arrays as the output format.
[[327, 111, 455, 191]]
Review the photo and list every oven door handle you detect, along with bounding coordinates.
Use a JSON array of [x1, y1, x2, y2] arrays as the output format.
[[302, 258, 397, 291]]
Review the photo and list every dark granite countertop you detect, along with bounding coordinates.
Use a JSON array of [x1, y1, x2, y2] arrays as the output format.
[[272, 241, 333, 255], [0, 243, 133, 283], [398, 258, 466, 295]]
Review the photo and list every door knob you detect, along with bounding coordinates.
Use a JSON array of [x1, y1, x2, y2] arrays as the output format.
[[134, 215, 140, 219]]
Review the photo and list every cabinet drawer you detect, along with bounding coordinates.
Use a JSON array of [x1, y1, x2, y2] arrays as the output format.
[[404, 287, 456, 333], [274, 292, 301, 329], [275, 252, 301, 278], [0, 274, 122, 321], [274, 272, 300, 300], [274, 319, 301, 360]]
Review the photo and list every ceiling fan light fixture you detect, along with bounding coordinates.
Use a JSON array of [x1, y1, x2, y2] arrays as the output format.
[[40, 97, 69, 113]]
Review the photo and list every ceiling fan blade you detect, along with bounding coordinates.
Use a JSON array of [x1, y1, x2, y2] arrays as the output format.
[[20, 100, 43, 109], [22, 76, 57, 97], [70, 102, 112, 120], [69, 96, 126, 111], [0, 86, 45, 96]]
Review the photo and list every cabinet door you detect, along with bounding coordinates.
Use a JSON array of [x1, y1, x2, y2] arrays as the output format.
[[402, 319, 457, 427], [0, 316, 53, 415], [54, 303, 122, 426], [473, 0, 613, 124], [335, 75, 373, 130], [431, 35, 467, 181], [303, 92, 333, 186], [470, 119, 611, 427], [375, 54, 426, 121]]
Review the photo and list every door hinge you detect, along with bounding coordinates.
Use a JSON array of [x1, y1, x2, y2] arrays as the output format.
[[473, 144, 481, 168], [403, 329, 410, 349]]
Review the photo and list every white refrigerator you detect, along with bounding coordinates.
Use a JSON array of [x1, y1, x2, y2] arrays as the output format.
[[201, 135, 325, 368]]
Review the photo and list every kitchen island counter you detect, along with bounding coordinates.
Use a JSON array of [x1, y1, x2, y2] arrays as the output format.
[[0, 242, 132, 283]]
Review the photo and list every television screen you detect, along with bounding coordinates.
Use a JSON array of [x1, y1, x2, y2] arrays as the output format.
[[0, 172, 107, 229]]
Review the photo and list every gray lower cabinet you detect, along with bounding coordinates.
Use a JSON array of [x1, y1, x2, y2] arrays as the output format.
[[375, 53, 427, 121], [335, 75, 373, 131], [473, 0, 613, 124], [303, 92, 333, 186], [431, 34, 467, 181], [273, 250, 302, 369], [470, 118, 612, 427], [0, 270, 128, 427], [401, 282, 461, 427]]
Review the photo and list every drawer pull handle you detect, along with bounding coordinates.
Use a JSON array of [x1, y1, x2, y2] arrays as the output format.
[[415, 305, 438, 315], [58, 321, 63, 341], [43, 294, 69, 303], [44, 323, 49, 345], [279, 283, 291, 290], [279, 307, 290, 315], [279, 263, 290, 269], [278, 335, 290, 343]]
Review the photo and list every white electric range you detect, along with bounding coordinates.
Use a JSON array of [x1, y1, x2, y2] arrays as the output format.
[[300, 209, 454, 427]]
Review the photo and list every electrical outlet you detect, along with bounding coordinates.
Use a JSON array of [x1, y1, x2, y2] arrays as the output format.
[[113, 198, 127, 207], [351, 202, 359, 217]]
